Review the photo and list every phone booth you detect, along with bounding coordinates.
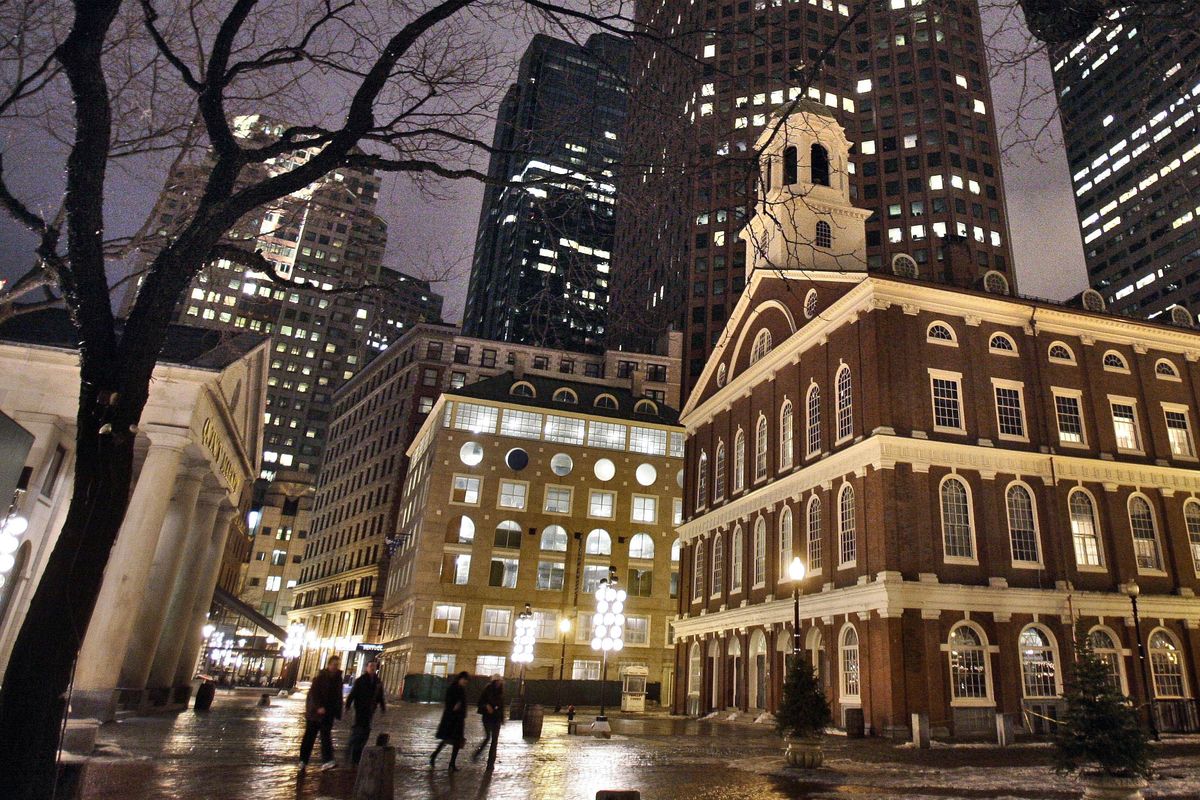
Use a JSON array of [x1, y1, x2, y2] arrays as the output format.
[[620, 665, 648, 713]]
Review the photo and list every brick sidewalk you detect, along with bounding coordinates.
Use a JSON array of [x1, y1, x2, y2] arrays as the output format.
[[78, 689, 1200, 800]]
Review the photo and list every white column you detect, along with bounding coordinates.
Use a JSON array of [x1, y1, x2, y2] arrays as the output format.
[[118, 469, 209, 691], [146, 492, 225, 689], [72, 429, 191, 719], [170, 504, 237, 688]]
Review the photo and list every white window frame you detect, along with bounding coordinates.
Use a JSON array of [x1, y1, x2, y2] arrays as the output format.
[[807, 494, 823, 575], [837, 483, 856, 568], [1102, 349, 1131, 374], [1047, 341, 1077, 365], [624, 615, 651, 647], [926, 320, 958, 346], [732, 429, 746, 493], [1154, 358, 1182, 382], [988, 332, 1018, 356], [929, 369, 966, 434], [939, 474, 978, 564], [1107, 395, 1144, 454], [1068, 487, 1106, 571], [839, 624, 861, 702], [450, 474, 482, 506], [588, 489, 616, 519], [1018, 624, 1062, 699], [480, 606, 514, 640], [754, 414, 769, 483], [1184, 499, 1200, 577], [1087, 625, 1129, 696], [779, 399, 794, 471], [991, 378, 1029, 442], [942, 621, 994, 707], [714, 440, 726, 501], [497, 479, 528, 511], [429, 603, 465, 638], [1052, 387, 1088, 448], [1005, 481, 1043, 568], [1128, 493, 1166, 575], [1162, 403, 1197, 460], [806, 382, 822, 458], [631, 494, 658, 524], [711, 532, 726, 598], [696, 451, 708, 510], [543, 484, 573, 515], [752, 516, 767, 588], [835, 365, 853, 444], [535, 560, 565, 591], [777, 506, 793, 584]]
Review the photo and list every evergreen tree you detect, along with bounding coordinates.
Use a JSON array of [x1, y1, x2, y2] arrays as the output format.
[[776, 655, 832, 739], [1055, 625, 1151, 778]]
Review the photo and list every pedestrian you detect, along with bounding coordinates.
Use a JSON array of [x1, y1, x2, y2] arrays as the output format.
[[299, 655, 343, 772], [472, 674, 505, 769], [345, 660, 387, 765], [430, 671, 470, 771]]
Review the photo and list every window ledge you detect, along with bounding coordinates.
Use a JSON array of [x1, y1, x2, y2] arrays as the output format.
[[997, 434, 1030, 444], [933, 426, 969, 436], [1136, 568, 1169, 578], [1057, 440, 1089, 450], [943, 556, 979, 566], [837, 561, 857, 570], [1075, 564, 1109, 574], [1011, 561, 1045, 570]]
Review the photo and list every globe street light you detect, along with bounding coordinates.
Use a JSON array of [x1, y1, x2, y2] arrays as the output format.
[[512, 603, 535, 697], [590, 568, 625, 737], [1125, 581, 1159, 741], [788, 557, 806, 659]]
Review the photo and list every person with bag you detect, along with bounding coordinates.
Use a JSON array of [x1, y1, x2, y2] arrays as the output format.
[[472, 674, 505, 769], [299, 655, 343, 772], [430, 671, 470, 771], [345, 660, 386, 765]]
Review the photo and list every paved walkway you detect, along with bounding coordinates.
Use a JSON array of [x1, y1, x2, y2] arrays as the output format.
[[79, 689, 1200, 799]]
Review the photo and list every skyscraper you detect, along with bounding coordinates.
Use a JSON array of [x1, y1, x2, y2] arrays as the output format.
[[464, 33, 631, 353], [614, 0, 1015, 391], [1049, 9, 1200, 320]]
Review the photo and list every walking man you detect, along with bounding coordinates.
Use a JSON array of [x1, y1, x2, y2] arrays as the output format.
[[345, 660, 386, 765], [472, 674, 505, 770], [299, 655, 343, 772]]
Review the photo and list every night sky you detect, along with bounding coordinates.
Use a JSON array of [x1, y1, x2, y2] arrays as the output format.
[[0, 6, 1086, 326]]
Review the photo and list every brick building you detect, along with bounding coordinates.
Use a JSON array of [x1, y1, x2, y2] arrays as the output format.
[[672, 108, 1200, 738]]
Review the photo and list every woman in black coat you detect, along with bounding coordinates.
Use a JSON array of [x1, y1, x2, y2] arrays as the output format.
[[430, 671, 470, 771]]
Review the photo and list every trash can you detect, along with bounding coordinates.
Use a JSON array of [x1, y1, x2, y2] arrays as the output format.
[[522, 703, 544, 739], [844, 707, 864, 738], [194, 681, 216, 712]]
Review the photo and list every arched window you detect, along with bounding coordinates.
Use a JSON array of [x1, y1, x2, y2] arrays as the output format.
[[713, 531, 727, 595], [1069, 490, 1103, 567], [948, 623, 991, 703], [989, 333, 1017, 354], [807, 495, 823, 571], [815, 220, 832, 249], [552, 388, 577, 403], [594, 394, 619, 410], [811, 143, 830, 186], [1019, 625, 1060, 699], [838, 483, 856, 566], [1088, 627, 1126, 694], [1006, 483, 1040, 564], [1048, 342, 1076, 364], [751, 328, 773, 363], [540, 524, 567, 552], [783, 145, 798, 185], [940, 476, 975, 561], [780, 400, 794, 470], [806, 383, 822, 456], [927, 322, 956, 343], [1184, 499, 1200, 574], [754, 415, 769, 481], [753, 516, 767, 587], [714, 440, 726, 502], [1128, 495, 1163, 571], [671, 538, 682, 562], [1155, 359, 1179, 379], [585, 528, 612, 556], [693, 539, 706, 600], [449, 515, 475, 544], [730, 525, 743, 592], [1102, 351, 1128, 371], [688, 642, 702, 698], [778, 507, 793, 578], [696, 451, 708, 508], [835, 365, 853, 442], [840, 625, 860, 700], [717, 363, 727, 387], [1148, 629, 1188, 698], [494, 519, 522, 548], [510, 381, 536, 397], [634, 399, 659, 415], [733, 429, 746, 493], [629, 532, 655, 560]]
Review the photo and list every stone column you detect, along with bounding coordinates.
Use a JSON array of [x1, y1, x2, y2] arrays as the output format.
[[72, 429, 191, 720], [118, 468, 207, 693], [170, 504, 237, 689]]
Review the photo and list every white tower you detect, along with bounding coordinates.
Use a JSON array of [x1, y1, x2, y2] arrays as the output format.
[[739, 101, 872, 278]]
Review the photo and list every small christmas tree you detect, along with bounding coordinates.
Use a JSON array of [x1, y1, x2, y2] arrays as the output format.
[[776, 655, 831, 740], [1055, 625, 1150, 779]]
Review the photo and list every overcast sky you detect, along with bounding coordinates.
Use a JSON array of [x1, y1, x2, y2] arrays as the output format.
[[0, 4, 1087, 325]]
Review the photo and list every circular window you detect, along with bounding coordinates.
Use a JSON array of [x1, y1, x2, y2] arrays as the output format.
[[594, 458, 616, 481], [635, 463, 657, 486], [550, 453, 574, 477], [676, 469, 685, 488], [459, 441, 484, 466], [505, 448, 529, 471]]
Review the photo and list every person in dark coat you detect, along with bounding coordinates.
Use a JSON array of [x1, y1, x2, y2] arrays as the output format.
[[345, 660, 386, 765], [299, 655, 343, 771], [430, 671, 470, 771], [472, 674, 505, 769]]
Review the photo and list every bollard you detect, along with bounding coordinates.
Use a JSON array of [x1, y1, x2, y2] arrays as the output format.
[[910, 712, 930, 749], [193, 681, 216, 712], [351, 735, 395, 800], [258, 693, 271, 707], [596, 792, 640, 800]]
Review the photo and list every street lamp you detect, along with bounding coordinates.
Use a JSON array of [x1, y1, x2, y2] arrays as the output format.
[[590, 568, 625, 737], [558, 617, 572, 680], [511, 603, 535, 720], [1126, 581, 1160, 741], [788, 557, 806, 659]]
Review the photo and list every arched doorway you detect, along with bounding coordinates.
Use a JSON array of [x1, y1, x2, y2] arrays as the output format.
[[706, 638, 720, 712], [727, 636, 743, 709], [748, 630, 768, 711], [687, 642, 702, 716]]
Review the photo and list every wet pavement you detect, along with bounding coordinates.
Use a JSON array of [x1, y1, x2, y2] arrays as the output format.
[[80, 689, 1200, 799]]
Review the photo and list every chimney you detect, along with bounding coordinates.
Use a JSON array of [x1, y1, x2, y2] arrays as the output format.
[[630, 368, 645, 399], [512, 351, 526, 381]]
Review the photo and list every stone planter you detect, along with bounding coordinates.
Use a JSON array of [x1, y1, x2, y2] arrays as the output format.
[[784, 737, 823, 769], [1078, 771, 1147, 800]]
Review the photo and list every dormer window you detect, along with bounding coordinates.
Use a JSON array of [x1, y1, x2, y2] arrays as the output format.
[[811, 143, 830, 186], [510, 382, 536, 398], [815, 220, 832, 249], [634, 399, 658, 415], [552, 388, 578, 404], [594, 394, 619, 410], [783, 146, 798, 185]]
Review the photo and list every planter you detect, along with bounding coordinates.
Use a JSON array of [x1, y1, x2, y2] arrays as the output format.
[[784, 737, 823, 769], [1078, 771, 1147, 800]]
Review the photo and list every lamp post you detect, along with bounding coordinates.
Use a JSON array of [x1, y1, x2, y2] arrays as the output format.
[[511, 603, 535, 720], [590, 567, 625, 737], [558, 617, 572, 680], [788, 557, 806, 660], [1126, 581, 1159, 741]]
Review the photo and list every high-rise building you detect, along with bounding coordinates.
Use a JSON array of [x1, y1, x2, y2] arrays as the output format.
[[1049, 10, 1200, 320], [614, 0, 1015, 391], [464, 34, 631, 353]]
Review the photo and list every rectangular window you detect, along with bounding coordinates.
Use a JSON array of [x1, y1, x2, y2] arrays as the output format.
[[488, 557, 519, 588], [265, 575, 282, 591], [480, 349, 497, 368], [481, 607, 513, 639], [430, 604, 463, 636], [493, 524, 522, 549], [1164, 407, 1196, 458], [475, 654, 506, 675], [453, 345, 470, 364], [498, 480, 527, 510], [41, 445, 67, 498], [581, 564, 608, 593], [629, 426, 668, 455], [625, 616, 650, 645], [501, 409, 543, 440], [426, 341, 443, 360], [993, 383, 1026, 439], [1054, 392, 1086, 445], [451, 475, 481, 504], [418, 396, 434, 414], [930, 373, 963, 431], [450, 371, 466, 389], [632, 495, 658, 523], [587, 421, 627, 450], [530, 610, 558, 640], [422, 367, 438, 386], [536, 561, 565, 590], [628, 567, 654, 597], [544, 486, 572, 514], [271, 549, 286, 566], [424, 652, 455, 676], [453, 402, 498, 434], [589, 490, 616, 518], [446, 553, 471, 585], [544, 415, 585, 445], [1110, 400, 1141, 451], [669, 432, 686, 458], [572, 659, 601, 680]]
